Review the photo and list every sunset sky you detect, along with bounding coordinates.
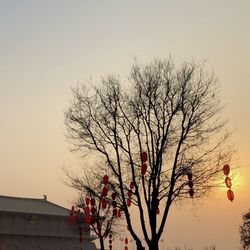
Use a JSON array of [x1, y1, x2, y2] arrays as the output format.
[[0, 1, 249, 249]]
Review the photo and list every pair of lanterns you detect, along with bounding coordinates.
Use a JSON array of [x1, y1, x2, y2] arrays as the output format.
[[84, 197, 97, 225], [69, 206, 80, 225], [141, 152, 148, 175], [120, 237, 129, 250], [223, 164, 234, 202], [187, 172, 194, 198], [127, 181, 135, 208]]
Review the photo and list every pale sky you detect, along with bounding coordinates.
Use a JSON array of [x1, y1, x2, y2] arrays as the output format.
[[0, 1, 249, 249]]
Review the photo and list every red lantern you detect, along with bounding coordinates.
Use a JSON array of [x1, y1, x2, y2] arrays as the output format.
[[223, 164, 230, 176], [141, 164, 147, 175], [130, 181, 135, 189], [127, 199, 132, 207], [109, 239, 112, 244], [91, 207, 96, 215], [189, 188, 194, 198], [109, 246, 112, 250], [141, 152, 148, 162], [127, 190, 132, 197], [85, 197, 90, 205], [102, 186, 108, 197], [85, 206, 90, 214], [124, 247, 128, 250], [227, 189, 234, 202], [118, 209, 122, 218], [102, 198, 107, 209], [90, 198, 95, 206], [225, 176, 232, 188], [103, 175, 109, 185], [113, 208, 117, 217], [109, 234, 112, 238], [111, 193, 116, 200], [125, 238, 128, 244]]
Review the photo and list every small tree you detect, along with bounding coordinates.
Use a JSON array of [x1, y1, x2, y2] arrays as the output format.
[[65, 58, 232, 250], [67, 170, 123, 250], [240, 209, 250, 249]]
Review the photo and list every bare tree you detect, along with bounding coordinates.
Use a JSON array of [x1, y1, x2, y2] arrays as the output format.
[[65, 58, 232, 250], [240, 209, 250, 249], [66, 170, 123, 250]]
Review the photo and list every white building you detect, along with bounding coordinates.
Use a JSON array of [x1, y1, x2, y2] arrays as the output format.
[[0, 195, 96, 250]]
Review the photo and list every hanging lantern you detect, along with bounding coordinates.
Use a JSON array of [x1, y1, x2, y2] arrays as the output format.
[[125, 238, 128, 244], [118, 209, 122, 218], [225, 176, 232, 188], [141, 152, 148, 162], [102, 186, 108, 197], [111, 193, 116, 200], [124, 247, 128, 250], [127, 190, 132, 197], [187, 172, 193, 181], [113, 208, 117, 217], [227, 189, 234, 202], [223, 164, 230, 176], [85, 197, 90, 205], [102, 198, 107, 209], [141, 164, 147, 175], [189, 188, 194, 198], [85, 214, 91, 225], [91, 207, 96, 215], [130, 181, 135, 189], [90, 198, 95, 206], [85, 206, 90, 214], [109, 246, 112, 250], [188, 181, 194, 189], [103, 175, 109, 185], [127, 198, 132, 207]]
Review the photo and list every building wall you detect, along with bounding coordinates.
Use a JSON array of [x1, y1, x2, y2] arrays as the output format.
[[0, 212, 96, 250]]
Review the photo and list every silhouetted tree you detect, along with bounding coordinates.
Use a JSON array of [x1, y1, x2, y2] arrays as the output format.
[[65, 58, 232, 250], [240, 209, 250, 249], [66, 170, 123, 250]]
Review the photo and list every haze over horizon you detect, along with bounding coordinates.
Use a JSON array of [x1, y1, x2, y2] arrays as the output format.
[[0, 1, 249, 249]]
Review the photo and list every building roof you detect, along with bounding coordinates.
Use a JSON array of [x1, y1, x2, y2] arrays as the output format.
[[0, 195, 70, 217]]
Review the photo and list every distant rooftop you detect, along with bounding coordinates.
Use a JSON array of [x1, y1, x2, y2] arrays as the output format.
[[0, 195, 69, 217]]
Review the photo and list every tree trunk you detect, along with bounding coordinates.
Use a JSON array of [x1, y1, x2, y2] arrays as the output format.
[[148, 239, 159, 250], [135, 240, 145, 250], [99, 236, 105, 250]]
